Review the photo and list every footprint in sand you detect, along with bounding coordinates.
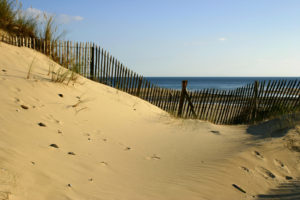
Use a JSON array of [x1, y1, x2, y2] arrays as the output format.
[[232, 184, 246, 194], [49, 144, 59, 148], [210, 130, 220, 135], [20, 105, 29, 110], [38, 122, 46, 127], [240, 166, 250, 173], [253, 151, 264, 160], [83, 133, 92, 141], [124, 147, 131, 151], [285, 176, 293, 180], [0, 168, 16, 186], [14, 97, 20, 103], [11, 87, 21, 93], [274, 159, 290, 173], [100, 161, 108, 166], [0, 191, 10, 200], [256, 166, 276, 179], [47, 114, 62, 125], [146, 154, 161, 160]]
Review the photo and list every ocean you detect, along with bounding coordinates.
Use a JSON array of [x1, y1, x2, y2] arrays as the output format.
[[145, 77, 300, 91]]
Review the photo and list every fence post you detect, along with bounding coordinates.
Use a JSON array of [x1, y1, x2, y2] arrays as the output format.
[[251, 81, 259, 122], [136, 77, 143, 97], [90, 44, 95, 80], [178, 80, 188, 117]]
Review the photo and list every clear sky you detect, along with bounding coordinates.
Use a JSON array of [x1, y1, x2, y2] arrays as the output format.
[[21, 0, 300, 77]]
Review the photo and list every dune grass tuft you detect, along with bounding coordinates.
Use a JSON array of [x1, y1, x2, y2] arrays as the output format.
[[50, 62, 80, 85], [26, 55, 36, 79], [0, 0, 64, 42]]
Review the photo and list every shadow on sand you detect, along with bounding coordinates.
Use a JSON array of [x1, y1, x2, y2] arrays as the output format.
[[256, 179, 300, 200], [246, 112, 300, 139]]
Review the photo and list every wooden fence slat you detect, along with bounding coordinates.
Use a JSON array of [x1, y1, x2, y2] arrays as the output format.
[[132, 73, 138, 95], [113, 58, 118, 87], [157, 88, 164, 108], [290, 81, 300, 109], [215, 90, 226, 124], [122, 67, 128, 91], [116, 61, 121, 89], [99, 48, 104, 83], [222, 90, 235, 124], [229, 87, 242, 124], [120, 64, 125, 90], [177, 81, 188, 117], [153, 86, 160, 106], [270, 80, 285, 112], [286, 80, 298, 108], [102, 50, 106, 83], [96, 44, 100, 80], [123, 67, 128, 91], [205, 89, 215, 121], [111, 57, 115, 86], [292, 81, 300, 109], [198, 89, 209, 120], [260, 80, 272, 119], [151, 85, 157, 105], [108, 55, 112, 85], [263, 80, 277, 114], [163, 88, 171, 111], [209, 89, 220, 122], [169, 89, 175, 113], [211, 90, 222, 123], [127, 70, 133, 94], [233, 86, 246, 124], [136, 77, 143, 97], [186, 90, 196, 117], [145, 81, 151, 101], [125, 67, 130, 92], [280, 80, 294, 107], [200, 89, 211, 121]]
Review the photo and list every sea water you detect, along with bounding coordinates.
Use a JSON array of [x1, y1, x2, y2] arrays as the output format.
[[146, 77, 300, 91]]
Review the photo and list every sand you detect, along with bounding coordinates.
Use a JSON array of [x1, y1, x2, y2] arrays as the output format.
[[0, 41, 300, 200]]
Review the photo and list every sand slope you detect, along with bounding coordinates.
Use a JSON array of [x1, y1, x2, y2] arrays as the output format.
[[0, 42, 300, 200]]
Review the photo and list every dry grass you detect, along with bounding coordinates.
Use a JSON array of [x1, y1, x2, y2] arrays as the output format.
[[0, 0, 64, 42], [50, 62, 80, 85], [26, 55, 36, 79]]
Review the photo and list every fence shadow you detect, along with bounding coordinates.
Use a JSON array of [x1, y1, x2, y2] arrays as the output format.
[[246, 112, 300, 139], [256, 179, 300, 200]]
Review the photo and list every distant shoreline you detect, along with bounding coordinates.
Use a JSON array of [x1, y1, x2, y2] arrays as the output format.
[[145, 77, 300, 90]]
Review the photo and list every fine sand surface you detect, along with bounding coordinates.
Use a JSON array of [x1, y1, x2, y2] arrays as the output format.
[[0, 41, 300, 200]]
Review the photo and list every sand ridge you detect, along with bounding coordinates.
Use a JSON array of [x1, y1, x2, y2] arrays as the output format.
[[0, 41, 300, 200]]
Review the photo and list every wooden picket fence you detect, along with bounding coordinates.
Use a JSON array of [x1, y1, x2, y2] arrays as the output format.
[[1, 35, 300, 124]]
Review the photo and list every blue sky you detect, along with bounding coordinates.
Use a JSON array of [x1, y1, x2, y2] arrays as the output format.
[[22, 0, 300, 76]]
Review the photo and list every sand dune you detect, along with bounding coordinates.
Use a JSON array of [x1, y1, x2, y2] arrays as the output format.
[[0, 41, 300, 200]]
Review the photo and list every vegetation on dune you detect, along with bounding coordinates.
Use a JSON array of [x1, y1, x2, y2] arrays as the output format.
[[0, 0, 64, 42]]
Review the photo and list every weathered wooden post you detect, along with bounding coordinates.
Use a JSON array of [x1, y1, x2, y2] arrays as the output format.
[[90, 44, 95, 80], [251, 81, 259, 122], [136, 77, 143, 97], [178, 80, 188, 117]]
